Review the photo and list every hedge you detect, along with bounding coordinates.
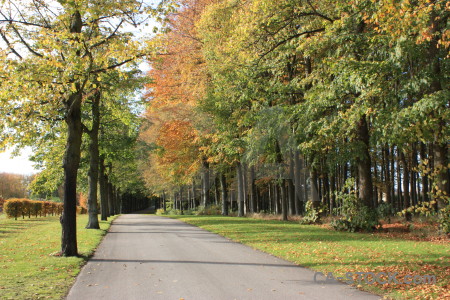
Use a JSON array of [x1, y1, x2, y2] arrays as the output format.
[[3, 198, 84, 220]]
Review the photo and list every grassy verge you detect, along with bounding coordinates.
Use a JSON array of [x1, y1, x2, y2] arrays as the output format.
[[0, 213, 117, 300], [171, 215, 449, 300]]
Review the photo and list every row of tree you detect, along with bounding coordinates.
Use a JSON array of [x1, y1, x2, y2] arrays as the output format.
[[141, 0, 449, 231], [0, 1, 170, 256]]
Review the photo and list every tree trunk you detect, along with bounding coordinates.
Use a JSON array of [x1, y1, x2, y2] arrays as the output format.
[[162, 190, 166, 212], [85, 90, 101, 229], [243, 163, 248, 214], [108, 181, 114, 215], [330, 170, 336, 214], [61, 91, 82, 257], [288, 151, 296, 215], [249, 166, 256, 213], [420, 143, 429, 202], [294, 150, 303, 214], [280, 179, 288, 221], [191, 179, 196, 209], [220, 173, 228, 216], [401, 151, 412, 221], [237, 162, 245, 217], [179, 186, 184, 215], [434, 142, 450, 210], [384, 146, 392, 204], [310, 168, 320, 208], [356, 115, 374, 208], [99, 156, 108, 220], [214, 176, 220, 206], [201, 160, 210, 207]]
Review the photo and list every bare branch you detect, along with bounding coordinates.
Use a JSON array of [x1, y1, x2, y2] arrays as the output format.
[[258, 28, 325, 62], [0, 28, 22, 59], [90, 19, 124, 49], [10, 24, 44, 57], [91, 55, 145, 74]]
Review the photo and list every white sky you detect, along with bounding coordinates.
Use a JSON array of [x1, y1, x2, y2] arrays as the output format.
[[0, 147, 38, 175]]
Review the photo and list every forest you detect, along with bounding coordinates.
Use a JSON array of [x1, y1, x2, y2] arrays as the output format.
[[140, 0, 449, 233], [0, 0, 449, 258]]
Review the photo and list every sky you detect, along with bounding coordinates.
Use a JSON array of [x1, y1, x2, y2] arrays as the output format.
[[0, 147, 38, 175]]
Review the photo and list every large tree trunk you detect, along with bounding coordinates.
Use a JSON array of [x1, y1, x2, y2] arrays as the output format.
[[220, 173, 228, 216], [61, 91, 82, 257], [356, 115, 374, 208], [85, 90, 100, 229]]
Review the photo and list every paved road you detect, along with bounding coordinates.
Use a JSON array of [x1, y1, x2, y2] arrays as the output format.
[[66, 214, 380, 300]]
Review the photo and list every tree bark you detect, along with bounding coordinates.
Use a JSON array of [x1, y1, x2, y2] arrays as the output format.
[[61, 91, 82, 256], [191, 179, 196, 209], [99, 156, 109, 220], [85, 90, 101, 229], [356, 115, 374, 208], [434, 142, 450, 210], [214, 176, 220, 206], [401, 151, 412, 221], [220, 173, 228, 216], [237, 162, 245, 217], [201, 160, 210, 207], [288, 151, 296, 215], [294, 150, 302, 214], [249, 166, 256, 213]]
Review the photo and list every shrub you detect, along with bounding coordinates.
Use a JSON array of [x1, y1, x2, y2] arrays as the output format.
[[195, 205, 221, 216], [331, 178, 379, 232], [3, 199, 63, 219], [156, 208, 168, 215], [4, 199, 24, 220], [30, 201, 43, 218], [42, 201, 52, 217], [168, 209, 182, 215], [377, 202, 395, 224], [0, 196, 5, 211], [22, 199, 33, 219], [299, 201, 325, 225]]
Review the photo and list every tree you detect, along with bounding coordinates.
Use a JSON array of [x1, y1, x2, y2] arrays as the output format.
[[0, 0, 159, 256]]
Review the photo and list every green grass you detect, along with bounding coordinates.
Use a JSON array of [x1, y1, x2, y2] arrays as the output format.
[[171, 215, 449, 300], [0, 213, 117, 300]]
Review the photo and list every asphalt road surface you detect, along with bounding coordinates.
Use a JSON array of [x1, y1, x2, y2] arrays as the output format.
[[66, 213, 381, 300]]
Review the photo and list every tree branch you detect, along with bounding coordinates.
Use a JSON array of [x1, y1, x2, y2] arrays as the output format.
[[258, 28, 325, 62], [90, 55, 145, 74], [10, 24, 44, 57], [90, 19, 124, 49], [0, 29, 22, 59]]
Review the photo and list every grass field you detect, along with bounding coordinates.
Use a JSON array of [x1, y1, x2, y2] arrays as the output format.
[[0, 213, 117, 300], [171, 215, 449, 300]]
